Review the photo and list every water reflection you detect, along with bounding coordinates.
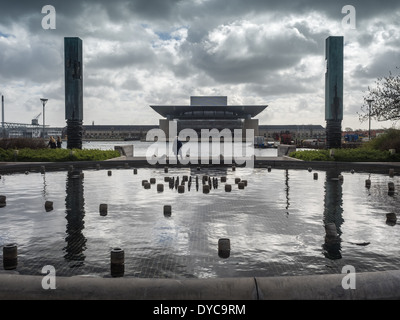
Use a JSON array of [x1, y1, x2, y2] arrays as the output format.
[[322, 168, 344, 260], [64, 170, 87, 266], [42, 172, 48, 198], [285, 169, 290, 214]]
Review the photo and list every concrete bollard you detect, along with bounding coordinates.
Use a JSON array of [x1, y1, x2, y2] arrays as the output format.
[[110, 248, 124, 277], [203, 185, 210, 194], [221, 176, 227, 183], [218, 239, 231, 259], [238, 182, 245, 189], [308, 167, 312, 172], [142, 180, 148, 186], [99, 204, 108, 216], [324, 223, 339, 243], [3, 244, 18, 270], [45, 201, 53, 212], [386, 213, 397, 225], [0, 195, 6, 207], [144, 182, 151, 189], [150, 178, 156, 184], [133, 169, 137, 174], [163, 205, 172, 217], [178, 185, 185, 193], [389, 169, 395, 177], [242, 180, 248, 187], [267, 166, 272, 172], [157, 184, 164, 192], [313, 173, 318, 180], [235, 178, 241, 184], [164, 167, 168, 173], [108, 170, 112, 176], [225, 184, 232, 192], [365, 179, 371, 188], [232, 165, 236, 171]]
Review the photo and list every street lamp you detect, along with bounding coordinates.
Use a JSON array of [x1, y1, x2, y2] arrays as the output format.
[[40, 98, 48, 139], [366, 99, 374, 141]]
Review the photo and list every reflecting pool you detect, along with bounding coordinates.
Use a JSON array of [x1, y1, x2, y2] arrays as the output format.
[[0, 166, 399, 278]]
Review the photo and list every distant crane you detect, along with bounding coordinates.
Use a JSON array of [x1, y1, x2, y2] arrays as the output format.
[[32, 112, 42, 125]]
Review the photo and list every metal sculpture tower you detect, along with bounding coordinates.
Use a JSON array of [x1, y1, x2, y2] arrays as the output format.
[[65, 37, 83, 149], [325, 36, 344, 149]]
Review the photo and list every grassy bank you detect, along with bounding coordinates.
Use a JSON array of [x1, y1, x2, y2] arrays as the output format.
[[290, 148, 400, 162], [0, 138, 120, 162], [290, 129, 400, 162], [0, 148, 121, 162]]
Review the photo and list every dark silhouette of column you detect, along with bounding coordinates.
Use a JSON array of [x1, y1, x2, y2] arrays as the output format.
[[64, 170, 86, 267], [322, 168, 344, 260]]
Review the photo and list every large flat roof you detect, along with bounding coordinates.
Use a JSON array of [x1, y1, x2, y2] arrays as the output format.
[[150, 105, 268, 119]]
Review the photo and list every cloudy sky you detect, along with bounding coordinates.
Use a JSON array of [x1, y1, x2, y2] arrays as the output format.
[[0, 0, 399, 130]]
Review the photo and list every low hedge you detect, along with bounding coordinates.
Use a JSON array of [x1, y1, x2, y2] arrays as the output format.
[[0, 148, 121, 162], [290, 148, 400, 162]]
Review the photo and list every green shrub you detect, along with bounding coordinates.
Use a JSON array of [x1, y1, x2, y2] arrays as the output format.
[[0, 138, 47, 149], [290, 148, 400, 162], [364, 129, 400, 152], [0, 148, 120, 162], [332, 148, 391, 162], [289, 150, 332, 161]]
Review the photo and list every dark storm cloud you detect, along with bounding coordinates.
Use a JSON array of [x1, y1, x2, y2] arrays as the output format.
[[1, 0, 399, 127], [352, 50, 400, 80]]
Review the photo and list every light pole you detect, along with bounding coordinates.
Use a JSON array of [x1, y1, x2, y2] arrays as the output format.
[[366, 99, 374, 141], [1, 94, 4, 138], [40, 98, 48, 139]]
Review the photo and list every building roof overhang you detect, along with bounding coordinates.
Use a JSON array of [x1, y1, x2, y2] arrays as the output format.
[[149, 105, 268, 119]]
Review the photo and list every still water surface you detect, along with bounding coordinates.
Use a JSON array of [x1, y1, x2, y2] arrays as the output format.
[[0, 165, 399, 278]]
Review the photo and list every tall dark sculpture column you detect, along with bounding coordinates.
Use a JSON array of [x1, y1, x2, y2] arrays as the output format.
[[325, 36, 343, 149], [65, 37, 83, 149]]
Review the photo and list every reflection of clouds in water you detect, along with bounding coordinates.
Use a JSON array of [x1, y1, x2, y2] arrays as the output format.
[[0, 234, 11, 246], [0, 167, 400, 277]]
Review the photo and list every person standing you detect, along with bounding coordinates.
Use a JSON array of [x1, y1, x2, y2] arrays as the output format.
[[47, 136, 56, 149], [172, 136, 183, 160], [56, 136, 62, 148]]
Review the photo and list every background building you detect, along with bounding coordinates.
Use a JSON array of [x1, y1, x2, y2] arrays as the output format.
[[259, 125, 326, 145], [80, 124, 158, 140], [150, 96, 268, 140]]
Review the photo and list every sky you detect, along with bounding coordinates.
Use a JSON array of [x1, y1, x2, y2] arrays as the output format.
[[0, 0, 399, 130]]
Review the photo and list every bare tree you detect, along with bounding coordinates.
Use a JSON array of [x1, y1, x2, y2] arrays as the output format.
[[359, 69, 400, 123]]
